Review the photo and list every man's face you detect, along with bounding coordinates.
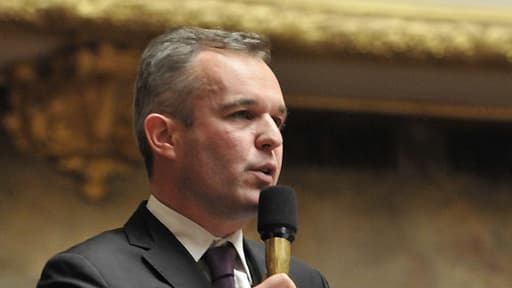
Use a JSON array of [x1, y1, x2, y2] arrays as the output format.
[[174, 50, 286, 222]]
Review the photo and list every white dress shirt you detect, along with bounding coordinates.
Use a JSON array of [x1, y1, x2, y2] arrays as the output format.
[[146, 195, 253, 288]]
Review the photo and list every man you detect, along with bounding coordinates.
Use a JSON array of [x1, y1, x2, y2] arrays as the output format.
[[37, 26, 329, 288]]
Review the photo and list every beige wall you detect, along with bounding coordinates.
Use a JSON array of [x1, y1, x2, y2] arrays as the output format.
[[2, 132, 512, 288]]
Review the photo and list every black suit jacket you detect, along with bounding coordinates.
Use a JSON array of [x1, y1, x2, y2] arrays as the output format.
[[37, 202, 329, 287]]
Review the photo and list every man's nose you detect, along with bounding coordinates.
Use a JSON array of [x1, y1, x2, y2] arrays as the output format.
[[255, 114, 283, 151]]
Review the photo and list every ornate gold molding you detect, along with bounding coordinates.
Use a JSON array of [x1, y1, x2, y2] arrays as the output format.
[[1, 0, 512, 65], [3, 44, 142, 200]]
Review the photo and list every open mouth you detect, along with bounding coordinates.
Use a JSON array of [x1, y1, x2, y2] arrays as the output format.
[[250, 164, 276, 184], [256, 164, 275, 176], [259, 167, 273, 176]]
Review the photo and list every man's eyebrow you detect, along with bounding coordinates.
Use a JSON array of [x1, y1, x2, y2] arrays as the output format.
[[220, 98, 258, 111], [220, 98, 288, 118]]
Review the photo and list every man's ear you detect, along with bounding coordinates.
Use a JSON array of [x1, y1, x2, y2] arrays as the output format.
[[144, 113, 179, 160]]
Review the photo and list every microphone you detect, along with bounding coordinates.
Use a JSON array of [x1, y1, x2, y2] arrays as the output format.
[[257, 185, 297, 275]]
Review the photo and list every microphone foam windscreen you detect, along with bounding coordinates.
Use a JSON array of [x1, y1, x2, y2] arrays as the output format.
[[257, 185, 297, 239]]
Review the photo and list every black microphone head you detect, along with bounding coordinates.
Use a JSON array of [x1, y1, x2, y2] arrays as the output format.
[[257, 185, 297, 242]]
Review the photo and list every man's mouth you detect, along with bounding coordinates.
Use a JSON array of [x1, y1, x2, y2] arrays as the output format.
[[259, 166, 273, 176], [250, 164, 276, 184]]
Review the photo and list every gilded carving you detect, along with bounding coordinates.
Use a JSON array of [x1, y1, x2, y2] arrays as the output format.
[[1, 0, 512, 65], [3, 44, 142, 200]]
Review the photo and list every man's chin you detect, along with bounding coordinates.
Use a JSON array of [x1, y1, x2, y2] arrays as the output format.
[[256, 181, 274, 191], [245, 188, 262, 209], [238, 183, 270, 209]]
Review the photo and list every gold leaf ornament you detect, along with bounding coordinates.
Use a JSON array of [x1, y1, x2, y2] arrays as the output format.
[[3, 44, 142, 200]]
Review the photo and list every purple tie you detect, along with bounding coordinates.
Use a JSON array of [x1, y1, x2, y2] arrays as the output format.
[[203, 244, 237, 288]]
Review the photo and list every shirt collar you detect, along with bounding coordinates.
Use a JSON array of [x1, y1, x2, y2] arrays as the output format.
[[146, 195, 252, 279]]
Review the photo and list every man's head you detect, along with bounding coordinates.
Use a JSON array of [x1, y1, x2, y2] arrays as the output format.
[[134, 26, 286, 236], [134, 26, 270, 177]]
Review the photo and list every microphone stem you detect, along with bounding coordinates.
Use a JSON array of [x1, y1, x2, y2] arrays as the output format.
[[265, 237, 291, 275]]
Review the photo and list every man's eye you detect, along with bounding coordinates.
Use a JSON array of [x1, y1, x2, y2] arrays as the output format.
[[231, 110, 253, 119], [272, 116, 285, 130]]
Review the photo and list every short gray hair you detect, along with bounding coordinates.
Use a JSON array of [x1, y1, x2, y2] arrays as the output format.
[[134, 26, 271, 177]]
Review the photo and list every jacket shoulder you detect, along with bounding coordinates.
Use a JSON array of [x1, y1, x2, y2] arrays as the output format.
[[37, 229, 127, 288], [37, 228, 149, 288], [66, 228, 128, 254]]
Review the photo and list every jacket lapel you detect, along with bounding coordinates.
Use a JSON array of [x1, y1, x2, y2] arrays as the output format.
[[243, 239, 266, 285], [124, 202, 211, 288]]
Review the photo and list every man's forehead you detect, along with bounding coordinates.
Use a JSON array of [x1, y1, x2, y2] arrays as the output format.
[[192, 49, 285, 110], [194, 48, 245, 67], [193, 48, 270, 78], [197, 48, 253, 60]]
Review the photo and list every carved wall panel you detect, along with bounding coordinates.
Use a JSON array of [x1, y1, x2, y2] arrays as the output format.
[[3, 44, 142, 200]]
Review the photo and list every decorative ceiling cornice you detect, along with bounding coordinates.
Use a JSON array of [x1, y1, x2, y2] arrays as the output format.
[[1, 0, 512, 66]]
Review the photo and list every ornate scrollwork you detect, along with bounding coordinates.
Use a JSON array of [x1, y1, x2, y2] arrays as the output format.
[[0, 0, 511, 65], [3, 44, 142, 200]]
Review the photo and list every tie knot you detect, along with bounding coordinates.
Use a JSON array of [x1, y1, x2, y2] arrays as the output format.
[[203, 244, 237, 288]]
